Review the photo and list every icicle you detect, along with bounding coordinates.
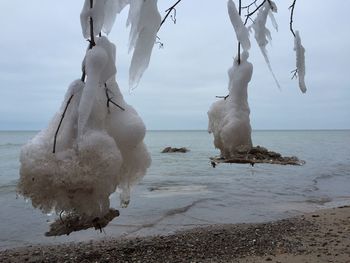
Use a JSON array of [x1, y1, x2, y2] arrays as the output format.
[[128, 0, 161, 90], [227, 0, 251, 51], [294, 30, 307, 93], [103, 0, 130, 35], [250, 1, 281, 89]]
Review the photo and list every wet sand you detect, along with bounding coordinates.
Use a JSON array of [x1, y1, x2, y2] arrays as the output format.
[[1, 206, 350, 262]]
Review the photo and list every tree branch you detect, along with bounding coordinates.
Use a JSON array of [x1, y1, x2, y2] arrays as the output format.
[[159, 0, 183, 31], [289, 0, 297, 37], [81, 0, 96, 82], [53, 94, 74, 153], [105, 84, 126, 111], [237, 0, 242, 65]]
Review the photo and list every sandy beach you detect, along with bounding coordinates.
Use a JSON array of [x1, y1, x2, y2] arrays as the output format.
[[1, 206, 349, 263]]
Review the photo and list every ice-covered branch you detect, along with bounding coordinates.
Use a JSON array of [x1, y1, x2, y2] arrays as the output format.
[[52, 94, 74, 153], [159, 0, 183, 30]]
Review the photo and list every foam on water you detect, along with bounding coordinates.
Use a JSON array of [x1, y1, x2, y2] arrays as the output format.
[[0, 130, 350, 249]]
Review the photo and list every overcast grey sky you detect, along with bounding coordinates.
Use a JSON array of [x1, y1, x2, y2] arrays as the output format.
[[0, 0, 349, 130]]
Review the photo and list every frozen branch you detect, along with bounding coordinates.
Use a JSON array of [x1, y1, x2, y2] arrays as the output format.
[[81, 0, 96, 82], [53, 94, 74, 153]]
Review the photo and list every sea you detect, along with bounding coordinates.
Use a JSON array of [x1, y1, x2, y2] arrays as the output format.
[[0, 130, 349, 250]]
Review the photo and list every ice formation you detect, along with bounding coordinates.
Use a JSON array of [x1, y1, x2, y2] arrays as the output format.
[[128, 0, 161, 90], [294, 30, 307, 93], [18, 1, 151, 222], [208, 52, 253, 158], [227, 0, 251, 51], [250, 1, 280, 89], [208, 1, 253, 158], [81, 0, 161, 90]]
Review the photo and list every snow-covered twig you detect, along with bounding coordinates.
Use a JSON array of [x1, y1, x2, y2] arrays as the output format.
[[81, 0, 97, 82], [53, 94, 74, 153]]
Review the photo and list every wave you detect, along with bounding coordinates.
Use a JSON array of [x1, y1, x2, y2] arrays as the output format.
[[121, 198, 214, 236], [0, 181, 17, 194], [0, 143, 23, 148], [143, 185, 209, 198]]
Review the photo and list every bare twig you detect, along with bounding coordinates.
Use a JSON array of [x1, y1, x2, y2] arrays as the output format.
[[105, 84, 126, 111], [242, 0, 259, 10], [159, 0, 183, 30], [155, 36, 164, 48], [216, 95, 230, 100], [53, 94, 74, 153], [291, 69, 298, 79], [289, 0, 297, 37], [244, 0, 267, 24]]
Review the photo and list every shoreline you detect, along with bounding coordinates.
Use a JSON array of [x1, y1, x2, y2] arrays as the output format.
[[1, 206, 350, 262]]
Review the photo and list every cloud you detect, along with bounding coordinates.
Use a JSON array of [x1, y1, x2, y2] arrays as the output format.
[[0, 0, 349, 130]]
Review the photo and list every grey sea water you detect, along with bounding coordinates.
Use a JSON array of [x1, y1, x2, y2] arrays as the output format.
[[0, 130, 349, 250]]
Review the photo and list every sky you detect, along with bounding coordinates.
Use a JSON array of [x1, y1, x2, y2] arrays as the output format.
[[0, 0, 349, 130]]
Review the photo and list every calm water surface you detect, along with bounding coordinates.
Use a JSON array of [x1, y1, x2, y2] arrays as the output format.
[[0, 130, 349, 249]]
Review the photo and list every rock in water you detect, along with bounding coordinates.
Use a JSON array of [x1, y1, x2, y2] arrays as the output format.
[[161, 147, 190, 153], [210, 145, 305, 167]]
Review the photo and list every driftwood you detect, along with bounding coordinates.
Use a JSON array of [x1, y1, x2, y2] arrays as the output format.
[[162, 147, 189, 153], [45, 208, 119, 237], [210, 145, 305, 167]]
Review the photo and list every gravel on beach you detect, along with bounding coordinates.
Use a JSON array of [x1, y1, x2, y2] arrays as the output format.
[[1, 206, 350, 263]]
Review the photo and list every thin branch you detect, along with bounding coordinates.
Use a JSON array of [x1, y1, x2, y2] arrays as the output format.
[[244, 0, 267, 23], [89, 0, 95, 46], [159, 0, 182, 31], [105, 84, 126, 111], [291, 69, 298, 79], [216, 95, 229, 100], [289, 0, 297, 37], [53, 94, 74, 153], [237, 0, 242, 65], [242, 0, 259, 9]]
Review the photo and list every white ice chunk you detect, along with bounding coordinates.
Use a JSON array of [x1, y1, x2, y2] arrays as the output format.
[[78, 46, 108, 137], [127, 0, 144, 51], [105, 80, 151, 207], [80, 0, 107, 39], [18, 80, 123, 218], [128, 0, 161, 90], [208, 51, 253, 158], [95, 36, 117, 83], [251, 1, 280, 89], [294, 30, 307, 93], [103, 0, 129, 34], [227, 0, 251, 51]]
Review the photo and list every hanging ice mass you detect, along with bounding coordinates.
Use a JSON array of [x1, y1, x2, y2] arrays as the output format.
[[18, 0, 160, 236], [209, 0, 307, 166]]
